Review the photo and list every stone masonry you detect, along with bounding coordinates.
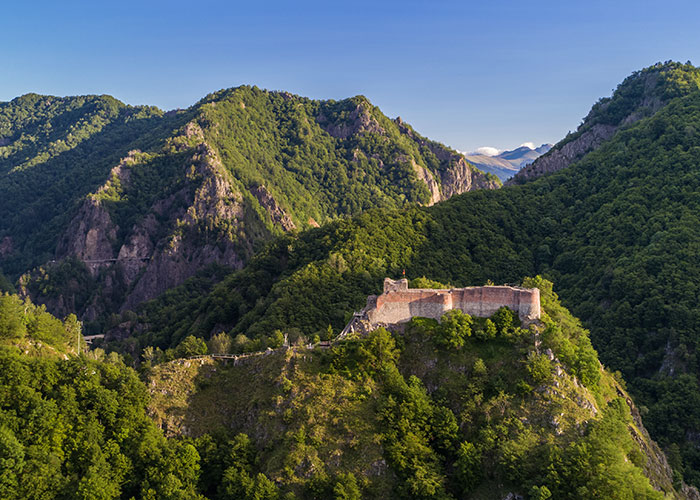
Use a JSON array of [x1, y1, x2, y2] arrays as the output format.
[[339, 278, 541, 338]]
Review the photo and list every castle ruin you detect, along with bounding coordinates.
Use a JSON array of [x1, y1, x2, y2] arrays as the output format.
[[339, 278, 541, 338]]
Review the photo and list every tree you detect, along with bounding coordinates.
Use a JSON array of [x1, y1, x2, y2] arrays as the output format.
[[437, 309, 472, 349], [333, 473, 361, 500], [455, 441, 481, 491], [174, 336, 208, 358], [527, 352, 552, 384], [208, 332, 232, 355], [0, 295, 26, 339]]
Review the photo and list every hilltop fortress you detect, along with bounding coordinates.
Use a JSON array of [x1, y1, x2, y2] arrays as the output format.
[[340, 278, 541, 338]]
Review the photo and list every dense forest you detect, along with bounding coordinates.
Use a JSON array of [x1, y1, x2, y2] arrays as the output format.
[[112, 62, 700, 486]]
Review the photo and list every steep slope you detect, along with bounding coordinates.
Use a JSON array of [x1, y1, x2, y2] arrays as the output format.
[[510, 61, 700, 183], [0, 87, 498, 324], [0, 93, 176, 276], [146, 278, 695, 499], [126, 72, 700, 486]]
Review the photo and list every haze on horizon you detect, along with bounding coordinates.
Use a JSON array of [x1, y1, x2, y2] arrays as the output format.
[[4, 0, 700, 153]]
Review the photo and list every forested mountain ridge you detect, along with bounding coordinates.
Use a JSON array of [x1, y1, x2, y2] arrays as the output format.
[[0, 87, 498, 325], [510, 61, 700, 183], [119, 63, 700, 487]]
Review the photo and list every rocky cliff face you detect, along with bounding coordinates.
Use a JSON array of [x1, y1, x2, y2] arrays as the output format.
[[25, 123, 259, 322], [508, 124, 617, 183], [317, 100, 385, 139], [119, 142, 249, 312], [395, 117, 500, 202]]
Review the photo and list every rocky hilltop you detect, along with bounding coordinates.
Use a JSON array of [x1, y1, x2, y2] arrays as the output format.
[[0, 87, 498, 323], [509, 61, 700, 183], [145, 278, 698, 499]]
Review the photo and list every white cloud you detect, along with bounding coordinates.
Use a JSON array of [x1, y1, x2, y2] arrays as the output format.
[[473, 146, 500, 157], [519, 142, 536, 149]]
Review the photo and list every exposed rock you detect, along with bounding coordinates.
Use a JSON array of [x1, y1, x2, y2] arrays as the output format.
[[411, 160, 442, 206], [55, 155, 140, 270], [616, 384, 700, 498], [317, 102, 384, 139], [121, 143, 247, 310], [116, 215, 157, 284], [0, 236, 13, 258], [42, 134, 252, 320], [183, 121, 204, 141], [251, 185, 296, 231], [55, 197, 117, 269], [509, 124, 616, 183], [394, 118, 500, 197], [659, 339, 686, 377], [440, 156, 499, 197], [509, 70, 670, 184]]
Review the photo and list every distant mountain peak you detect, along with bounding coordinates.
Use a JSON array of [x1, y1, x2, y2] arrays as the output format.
[[464, 142, 552, 181]]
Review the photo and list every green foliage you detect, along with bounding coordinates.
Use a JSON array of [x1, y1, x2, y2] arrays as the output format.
[[527, 353, 552, 384], [0, 293, 81, 354], [208, 332, 232, 354], [146, 291, 666, 499], [143, 77, 700, 480], [174, 335, 208, 358], [0, 350, 204, 499], [136, 79, 700, 478], [0, 272, 14, 294], [357, 328, 399, 375], [332, 473, 361, 500], [0, 94, 173, 277], [12, 63, 700, 488], [529, 485, 552, 500], [455, 441, 481, 490], [409, 277, 449, 289], [436, 309, 472, 349], [552, 61, 700, 151], [0, 294, 26, 339]]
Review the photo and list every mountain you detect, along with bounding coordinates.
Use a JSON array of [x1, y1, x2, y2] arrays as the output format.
[[510, 61, 700, 184], [0, 88, 498, 326], [118, 62, 700, 487], [464, 143, 552, 181], [4, 62, 700, 498]]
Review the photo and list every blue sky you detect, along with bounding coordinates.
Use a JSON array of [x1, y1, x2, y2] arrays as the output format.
[[4, 0, 700, 152]]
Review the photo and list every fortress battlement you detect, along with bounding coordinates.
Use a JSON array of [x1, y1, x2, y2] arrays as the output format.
[[340, 278, 540, 339]]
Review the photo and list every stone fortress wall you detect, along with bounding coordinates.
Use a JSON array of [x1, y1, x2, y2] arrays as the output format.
[[340, 278, 540, 338]]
